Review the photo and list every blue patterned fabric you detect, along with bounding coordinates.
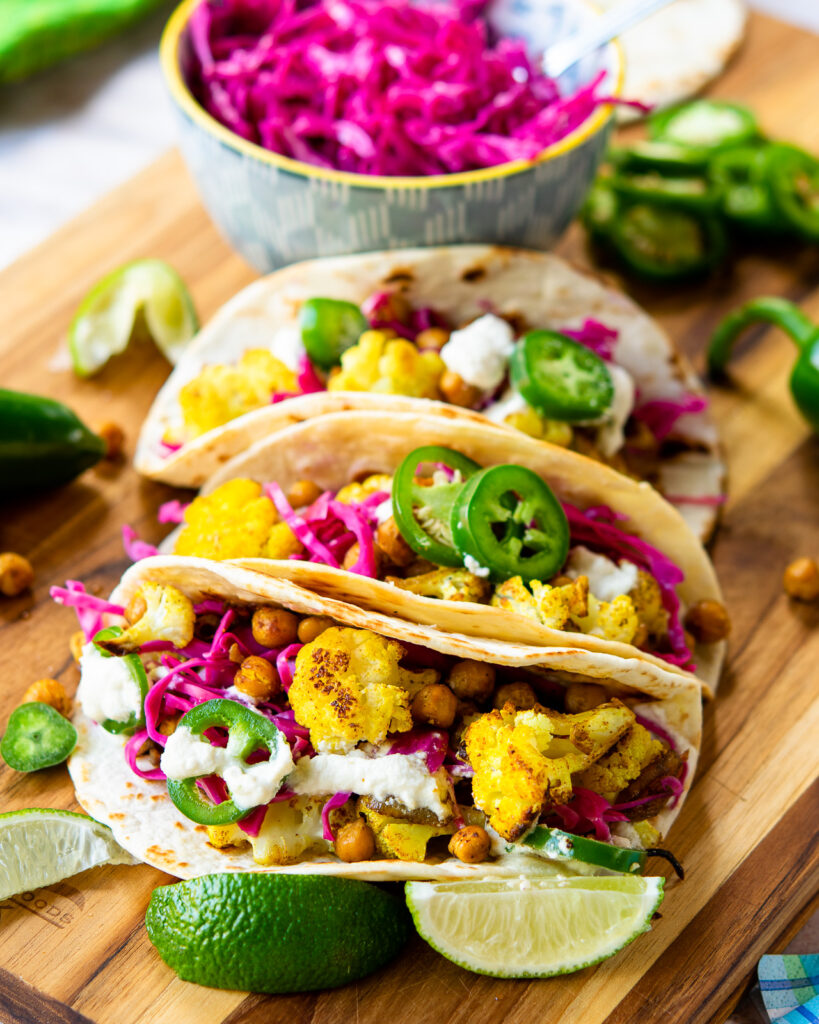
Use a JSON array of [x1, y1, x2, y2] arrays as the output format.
[[760, 955, 819, 1022]]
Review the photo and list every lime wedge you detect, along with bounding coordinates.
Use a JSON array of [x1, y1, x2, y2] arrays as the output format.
[[0, 808, 138, 900], [405, 874, 664, 977], [69, 259, 198, 377]]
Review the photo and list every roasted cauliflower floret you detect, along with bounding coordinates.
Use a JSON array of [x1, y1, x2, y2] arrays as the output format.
[[386, 567, 491, 603], [491, 576, 539, 618], [358, 793, 454, 862], [335, 474, 393, 505], [629, 570, 669, 637], [99, 583, 194, 654], [289, 627, 438, 752], [264, 521, 304, 559], [173, 479, 299, 560], [205, 796, 328, 865], [328, 330, 444, 398], [465, 699, 636, 841], [504, 406, 574, 447], [575, 723, 663, 801], [179, 349, 297, 438], [576, 593, 640, 644]]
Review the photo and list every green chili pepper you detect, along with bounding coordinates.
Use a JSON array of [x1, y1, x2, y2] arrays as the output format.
[[609, 140, 711, 176], [450, 465, 569, 584], [710, 145, 783, 232], [1, 702, 77, 772], [0, 388, 105, 495], [298, 298, 369, 370], [609, 202, 727, 282], [765, 144, 819, 242], [91, 626, 149, 735], [391, 446, 481, 567], [166, 699, 287, 826], [581, 180, 619, 245], [611, 171, 721, 213], [521, 826, 647, 873], [708, 297, 819, 432], [509, 331, 614, 422], [650, 100, 759, 152]]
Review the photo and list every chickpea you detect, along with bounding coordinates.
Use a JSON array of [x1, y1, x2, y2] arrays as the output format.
[[21, 678, 71, 717], [228, 642, 244, 664], [69, 630, 86, 664], [233, 656, 281, 701], [297, 615, 335, 644], [684, 600, 731, 645], [0, 552, 33, 597], [631, 622, 649, 649], [375, 292, 411, 324], [334, 817, 376, 863], [287, 479, 322, 509], [447, 660, 495, 703], [342, 543, 361, 570], [97, 421, 125, 460], [493, 681, 537, 711], [438, 369, 482, 409], [157, 714, 181, 737], [415, 327, 450, 352], [252, 606, 299, 648], [375, 518, 415, 568], [125, 591, 147, 625], [550, 575, 573, 588], [411, 683, 458, 728], [783, 557, 819, 602], [564, 682, 608, 714], [448, 825, 491, 864]]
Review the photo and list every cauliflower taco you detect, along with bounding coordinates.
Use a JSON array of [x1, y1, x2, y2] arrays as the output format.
[[64, 558, 700, 886], [157, 410, 728, 691], [135, 246, 724, 542]]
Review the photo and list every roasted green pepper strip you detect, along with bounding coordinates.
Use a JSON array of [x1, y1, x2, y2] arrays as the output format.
[[708, 297, 819, 432], [166, 699, 286, 826], [610, 202, 727, 281], [0, 388, 105, 495], [392, 446, 481, 567], [92, 626, 149, 735], [450, 465, 569, 584], [510, 331, 614, 422], [520, 826, 646, 873], [1, 702, 77, 772], [298, 298, 369, 370], [650, 100, 759, 151], [766, 144, 819, 242]]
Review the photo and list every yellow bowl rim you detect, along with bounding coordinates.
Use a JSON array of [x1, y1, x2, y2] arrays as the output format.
[[160, 0, 625, 191]]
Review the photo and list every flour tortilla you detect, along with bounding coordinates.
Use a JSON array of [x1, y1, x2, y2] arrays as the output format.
[[607, 0, 748, 124], [68, 556, 702, 881], [162, 409, 725, 692], [134, 245, 725, 541]]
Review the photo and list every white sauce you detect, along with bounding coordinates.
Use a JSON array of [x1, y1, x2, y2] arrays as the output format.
[[484, 387, 530, 424], [463, 554, 491, 578], [77, 643, 142, 725], [578, 363, 635, 457], [160, 720, 295, 810], [288, 750, 449, 818], [374, 498, 394, 525], [565, 546, 639, 603], [440, 314, 515, 391], [269, 325, 305, 371]]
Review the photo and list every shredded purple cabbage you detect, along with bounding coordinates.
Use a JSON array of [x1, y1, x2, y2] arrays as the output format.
[[388, 728, 448, 773], [50, 581, 125, 641], [632, 394, 708, 442], [185, 0, 616, 176], [560, 318, 618, 361], [122, 525, 160, 563], [321, 791, 353, 840]]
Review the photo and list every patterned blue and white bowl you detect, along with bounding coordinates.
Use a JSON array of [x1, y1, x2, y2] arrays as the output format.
[[160, 0, 623, 273]]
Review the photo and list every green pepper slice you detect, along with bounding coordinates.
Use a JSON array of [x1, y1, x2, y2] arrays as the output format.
[[1, 702, 77, 772], [611, 171, 721, 213], [90, 626, 149, 735], [298, 298, 369, 370], [710, 145, 783, 232], [520, 826, 646, 874], [610, 202, 727, 281], [766, 144, 819, 242], [650, 100, 759, 152], [392, 446, 481, 567], [509, 331, 614, 422], [450, 465, 569, 584], [609, 140, 711, 176], [166, 699, 286, 826], [581, 180, 619, 245]]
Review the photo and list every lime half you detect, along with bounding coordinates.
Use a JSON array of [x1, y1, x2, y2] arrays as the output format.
[[69, 259, 198, 377], [0, 809, 137, 900], [405, 874, 664, 977]]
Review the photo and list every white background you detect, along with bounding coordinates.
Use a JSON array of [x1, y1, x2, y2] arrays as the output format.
[[0, 0, 816, 270]]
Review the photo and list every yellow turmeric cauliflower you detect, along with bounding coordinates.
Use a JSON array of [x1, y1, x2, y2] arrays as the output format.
[[504, 406, 574, 447], [327, 330, 444, 398], [335, 474, 393, 505], [575, 723, 662, 801], [385, 567, 491, 603], [289, 627, 438, 752], [179, 349, 297, 438], [174, 479, 302, 560], [206, 795, 328, 865], [464, 699, 635, 840], [99, 583, 194, 654], [629, 570, 669, 638]]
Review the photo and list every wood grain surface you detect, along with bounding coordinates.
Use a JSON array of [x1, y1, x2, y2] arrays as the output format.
[[0, 10, 818, 1024]]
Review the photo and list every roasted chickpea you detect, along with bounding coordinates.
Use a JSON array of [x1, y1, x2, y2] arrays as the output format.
[[97, 421, 125, 460], [375, 518, 415, 568], [157, 713, 181, 737], [287, 479, 322, 509], [448, 825, 491, 864], [631, 622, 650, 649], [447, 660, 495, 703], [70, 630, 86, 664], [564, 682, 608, 714], [251, 606, 300, 648], [783, 557, 819, 602], [125, 590, 147, 625], [493, 681, 537, 710], [415, 327, 450, 352], [228, 642, 244, 664], [375, 292, 411, 324], [334, 817, 376, 863], [342, 543, 383, 572], [438, 369, 482, 409], [0, 552, 33, 597], [684, 600, 731, 644], [22, 678, 72, 717], [297, 615, 335, 644], [233, 656, 281, 701], [411, 683, 458, 728], [550, 575, 573, 588]]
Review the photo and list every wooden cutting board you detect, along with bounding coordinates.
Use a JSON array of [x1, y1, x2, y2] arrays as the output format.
[[1, 10, 818, 1024]]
